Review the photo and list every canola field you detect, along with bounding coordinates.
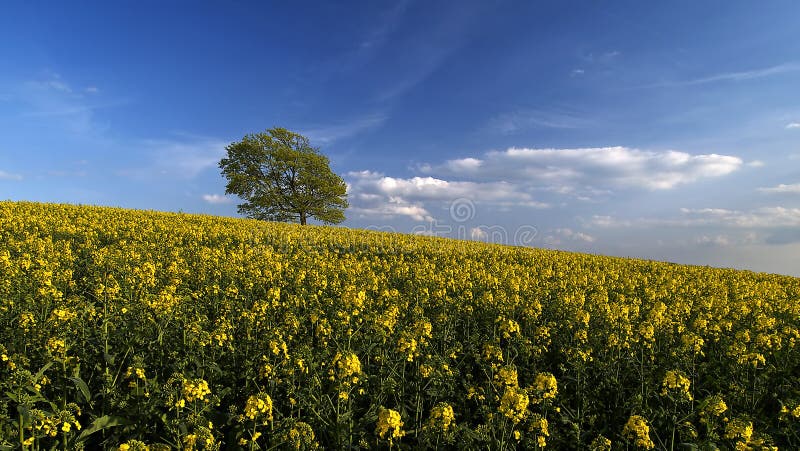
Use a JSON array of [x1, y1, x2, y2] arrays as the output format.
[[1, 201, 799, 450]]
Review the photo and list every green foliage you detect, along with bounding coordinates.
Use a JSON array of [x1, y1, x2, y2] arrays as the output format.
[[219, 127, 348, 225]]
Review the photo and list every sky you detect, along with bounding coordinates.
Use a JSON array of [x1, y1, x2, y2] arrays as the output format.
[[1, 1, 800, 276]]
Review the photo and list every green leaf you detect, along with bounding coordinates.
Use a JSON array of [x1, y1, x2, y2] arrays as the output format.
[[77, 415, 132, 442], [69, 377, 92, 403], [33, 361, 54, 381]]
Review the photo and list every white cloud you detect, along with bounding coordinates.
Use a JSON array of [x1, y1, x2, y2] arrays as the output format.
[[303, 113, 387, 144], [147, 136, 228, 179], [16, 74, 121, 138], [345, 170, 550, 222], [429, 146, 742, 191], [350, 198, 433, 222], [543, 228, 595, 245], [652, 62, 800, 87], [85, 86, 99, 94], [202, 194, 234, 204], [694, 235, 731, 247], [786, 122, 800, 129], [758, 183, 800, 194], [36, 78, 72, 93], [116, 135, 229, 181], [747, 160, 765, 167], [0, 170, 23, 181], [470, 227, 488, 240], [46, 169, 87, 177], [590, 207, 800, 229], [487, 109, 593, 133], [345, 170, 548, 222]]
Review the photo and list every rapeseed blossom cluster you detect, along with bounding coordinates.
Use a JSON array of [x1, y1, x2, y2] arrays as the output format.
[[661, 369, 692, 401], [181, 378, 211, 403], [499, 387, 530, 423], [428, 402, 455, 432], [244, 393, 273, 421], [376, 408, 405, 444], [530, 372, 558, 404], [623, 415, 655, 450]]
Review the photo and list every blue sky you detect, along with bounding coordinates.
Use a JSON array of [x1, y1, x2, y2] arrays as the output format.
[[2, 1, 800, 275]]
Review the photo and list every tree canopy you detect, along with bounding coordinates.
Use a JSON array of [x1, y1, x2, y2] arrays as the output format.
[[219, 128, 348, 225]]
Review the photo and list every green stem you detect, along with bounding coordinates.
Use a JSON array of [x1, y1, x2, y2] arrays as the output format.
[[18, 411, 24, 449]]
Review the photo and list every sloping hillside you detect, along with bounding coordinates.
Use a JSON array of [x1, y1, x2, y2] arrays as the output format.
[[1, 201, 798, 449]]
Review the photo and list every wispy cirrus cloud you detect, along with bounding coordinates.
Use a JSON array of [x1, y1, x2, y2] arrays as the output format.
[[759, 183, 800, 194], [303, 113, 387, 144], [0, 170, 23, 181], [119, 135, 229, 180], [486, 109, 595, 134], [11, 73, 119, 137], [650, 62, 800, 88]]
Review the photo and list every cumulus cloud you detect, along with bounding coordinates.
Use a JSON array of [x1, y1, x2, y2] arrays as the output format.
[[350, 198, 433, 222], [758, 183, 800, 194], [426, 146, 742, 191], [345, 170, 548, 222], [0, 170, 23, 181], [347, 145, 742, 223], [470, 227, 488, 240], [202, 194, 234, 204]]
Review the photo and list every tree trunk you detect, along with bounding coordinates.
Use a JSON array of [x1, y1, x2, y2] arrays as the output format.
[[300, 212, 307, 225]]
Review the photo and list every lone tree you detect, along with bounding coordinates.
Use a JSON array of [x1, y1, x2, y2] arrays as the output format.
[[219, 128, 348, 225]]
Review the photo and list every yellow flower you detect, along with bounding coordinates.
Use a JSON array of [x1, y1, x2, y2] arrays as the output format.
[[244, 393, 274, 421], [397, 336, 418, 362], [589, 435, 612, 451], [700, 394, 727, 423], [333, 351, 361, 379], [46, 337, 67, 356], [181, 378, 211, 402], [724, 417, 753, 442], [530, 372, 558, 403], [428, 403, 456, 432], [376, 408, 405, 443], [497, 316, 520, 339], [622, 415, 655, 450], [661, 369, 692, 401], [495, 365, 518, 387], [499, 387, 529, 423]]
